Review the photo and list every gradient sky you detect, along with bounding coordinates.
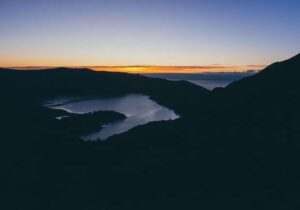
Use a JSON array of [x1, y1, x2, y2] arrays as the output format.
[[0, 0, 299, 73]]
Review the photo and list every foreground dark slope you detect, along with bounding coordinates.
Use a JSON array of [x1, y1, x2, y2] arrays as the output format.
[[1, 54, 300, 210]]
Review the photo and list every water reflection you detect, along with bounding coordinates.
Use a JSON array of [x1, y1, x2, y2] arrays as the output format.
[[45, 94, 179, 140]]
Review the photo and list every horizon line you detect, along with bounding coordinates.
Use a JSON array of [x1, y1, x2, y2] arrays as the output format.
[[0, 64, 266, 74]]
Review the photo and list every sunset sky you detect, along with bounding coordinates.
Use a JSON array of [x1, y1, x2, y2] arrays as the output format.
[[1, 0, 299, 73]]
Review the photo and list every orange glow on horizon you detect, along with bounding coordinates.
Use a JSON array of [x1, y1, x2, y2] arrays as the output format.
[[88, 66, 244, 73], [1, 65, 266, 73], [0, 57, 267, 73]]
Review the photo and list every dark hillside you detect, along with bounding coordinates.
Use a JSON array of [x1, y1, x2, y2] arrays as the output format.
[[1, 54, 300, 209]]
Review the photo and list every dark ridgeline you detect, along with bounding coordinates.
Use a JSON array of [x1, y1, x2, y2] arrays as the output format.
[[1, 53, 300, 209], [0, 67, 209, 117]]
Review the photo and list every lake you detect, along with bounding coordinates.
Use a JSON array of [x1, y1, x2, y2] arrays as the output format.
[[45, 94, 179, 140]]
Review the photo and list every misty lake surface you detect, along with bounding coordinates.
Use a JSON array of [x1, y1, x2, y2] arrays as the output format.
[[187, 80, 230, 90], [45, 94, 179, 140]]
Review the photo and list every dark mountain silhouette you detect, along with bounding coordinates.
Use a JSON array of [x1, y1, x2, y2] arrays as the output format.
[[225, 53, 300, 96], [0, 67, 209, 116], [1, 53, 300, 210], [207, 53, 300, 122]]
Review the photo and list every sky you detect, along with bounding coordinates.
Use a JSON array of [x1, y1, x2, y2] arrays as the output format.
[[0, 0, 299, 73]]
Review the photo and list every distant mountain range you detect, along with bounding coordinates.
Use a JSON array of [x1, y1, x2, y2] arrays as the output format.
[[144, 71, 257, 81], [144, 71, 257, 90], [1, 53, 300, 210]]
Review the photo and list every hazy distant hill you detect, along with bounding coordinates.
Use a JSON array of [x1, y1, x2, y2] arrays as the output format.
[[144, 71, 256, 90]]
